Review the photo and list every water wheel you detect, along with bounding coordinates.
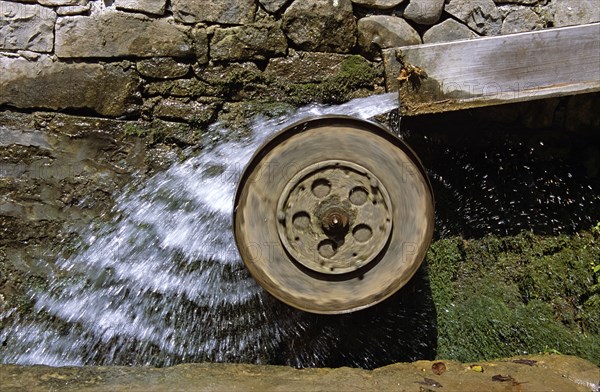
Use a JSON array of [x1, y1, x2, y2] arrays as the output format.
[[234, 116, 434, 314]]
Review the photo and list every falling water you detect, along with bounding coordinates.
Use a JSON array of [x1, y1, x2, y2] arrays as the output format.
[[0, 94, 405, 367]]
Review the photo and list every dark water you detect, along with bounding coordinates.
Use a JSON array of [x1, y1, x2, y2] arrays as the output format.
[[393, 109, 600, 239]]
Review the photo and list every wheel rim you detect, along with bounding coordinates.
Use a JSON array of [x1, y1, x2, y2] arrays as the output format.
[[234, 116, 434, 314]]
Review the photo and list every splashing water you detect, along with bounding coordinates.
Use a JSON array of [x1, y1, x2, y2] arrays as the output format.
[[0, 94, 402, 367]]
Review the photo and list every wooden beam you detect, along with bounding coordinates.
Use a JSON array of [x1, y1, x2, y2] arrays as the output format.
[[383, 23, 600, 116]]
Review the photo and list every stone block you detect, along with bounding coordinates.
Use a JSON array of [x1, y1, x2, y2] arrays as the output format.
[[423, 18, 479, 43], [552, 0, 600, 27], [153, 98, 218, 124], [501, 8, 542, 34], [172, 0, 256, 25], [445, 0, 502, 36], [0, 55, 141, 117], [282, 0, 357, 53], [136, 58, 190, 79], [115, 0, 166, 16], [0, 1, 56, 52], [357, 15, 421, 58], [210, 22, 287, 62], [404, 0, 445, 25], [265, 52, 351, 84], [55, 11, 193, 58]]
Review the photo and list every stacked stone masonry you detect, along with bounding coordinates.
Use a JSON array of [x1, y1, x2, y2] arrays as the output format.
[[1, 0, 599, 122]]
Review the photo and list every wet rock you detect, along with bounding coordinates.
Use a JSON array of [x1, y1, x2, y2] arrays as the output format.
[[501, 8, 542, 34], [136, 58, 190, 80], [56, 4, 91, 16], [423, 18, 479, 43], [210, 21, 287, 62], [172, 0, 256, 25], [445, 0, 502, 36], [153, 98, 219, 125], [265, 51, 351, 84], [191, 27, 209, 65], [144, 78, 215, 98], [0, 1, 56, 52], [55, 11, 193, 58], [282, 0, 357, 53], [115, 0, 167, 16], [194, 62, 270, 101], [552, 0, 600, 27], [357, 15, 421, 58], [351, 0, 405, 9], [403, 0, 445, 25], [147, 119, 200, 146], [0, 55, 141, 117], [258, 0, 289, 14]]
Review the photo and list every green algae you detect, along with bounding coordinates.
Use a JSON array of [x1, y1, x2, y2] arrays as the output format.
[[427, 229, 600, 364], [284, 55, 380, 105]]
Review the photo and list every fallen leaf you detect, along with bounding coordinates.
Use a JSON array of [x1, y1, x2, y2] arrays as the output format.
[[432, 362, 447, 375], [470, 365, 484, 373]]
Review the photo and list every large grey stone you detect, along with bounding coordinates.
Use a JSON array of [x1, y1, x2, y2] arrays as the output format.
[[403, 0, 445, 25], [172, 0, 256, 25], [552, 0, 600, 27], [55, 11, 193, 58], [210, 21, 287, 62], [265, 51, 351, 84], [0, 55, 140, 117], [115, 0, 166, 16], [445, 0, 502, 35], [258, 0, 288, 14], [357, 15, 421, 58], [351, 0, 405, 9], [136, 58, 190, 79], [501, 8, 542, 34], [282, 0, 357, 53], [0, 1, 56, 52], [422, 18, 479, 43]]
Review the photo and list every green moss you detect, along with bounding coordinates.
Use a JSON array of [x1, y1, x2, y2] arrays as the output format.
[[285, 55, 380, 105], [123, 123, 147, 138], [216, 101, 296, 136], [428, 230, 600, 364]]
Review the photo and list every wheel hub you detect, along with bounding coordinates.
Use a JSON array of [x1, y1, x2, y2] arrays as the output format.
[[277, 160, 393, 275]]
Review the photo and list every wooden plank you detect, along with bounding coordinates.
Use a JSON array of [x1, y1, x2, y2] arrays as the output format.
[[383, 23, 600, 116]]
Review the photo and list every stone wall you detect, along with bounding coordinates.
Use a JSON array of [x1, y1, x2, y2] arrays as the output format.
[[1, 0, 598, 126]]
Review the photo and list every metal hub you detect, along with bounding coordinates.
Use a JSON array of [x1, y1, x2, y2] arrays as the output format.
[[234, 116, 434, 314], [277, 160, 393, 275]]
